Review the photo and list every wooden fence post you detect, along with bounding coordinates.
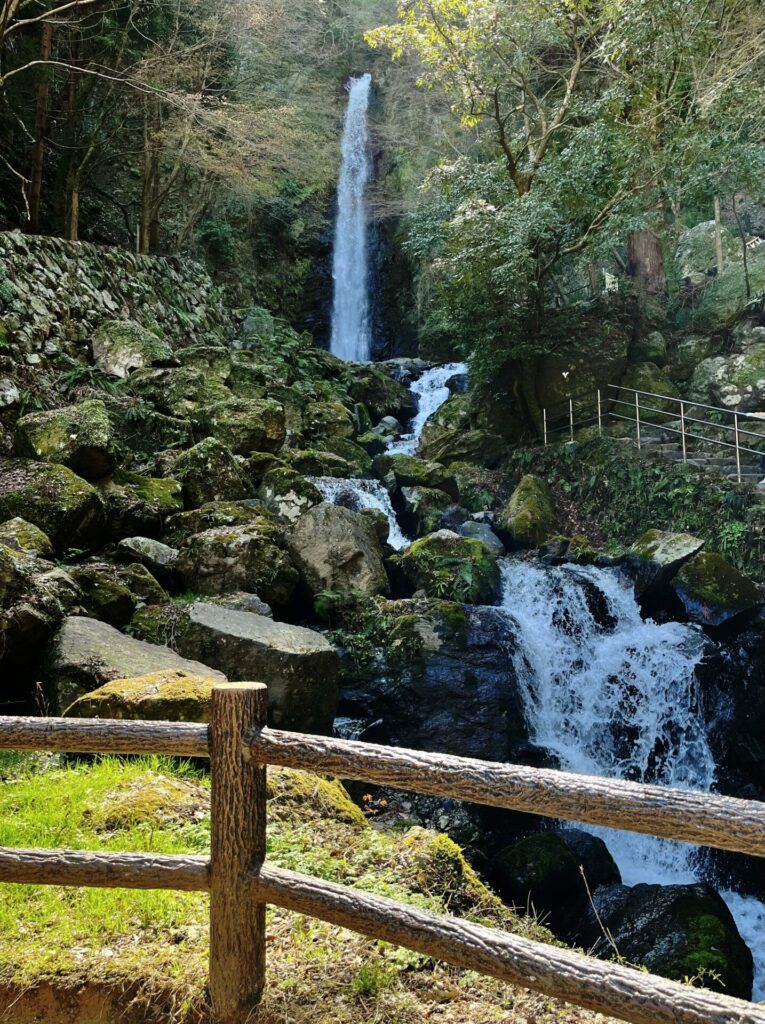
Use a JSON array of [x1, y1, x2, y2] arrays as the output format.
[[210, 683, 268, 1023]]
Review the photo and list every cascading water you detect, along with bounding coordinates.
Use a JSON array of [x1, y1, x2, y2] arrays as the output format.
[[330, 74, 373, 363], [307, 476, 410, 550], [387, 361, 468, 456], [499, 558, 764, 997]]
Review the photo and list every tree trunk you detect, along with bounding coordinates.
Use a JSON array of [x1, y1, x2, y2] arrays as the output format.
[[731, 194, 750, 299], [27, 21, 53, 233], [627, 230, 666, 295], [139, 104, 159, 254], [66, 172, 79, 241], [714, 196, 724, 276]]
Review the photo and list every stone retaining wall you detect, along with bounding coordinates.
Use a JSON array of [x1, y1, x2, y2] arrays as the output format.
[[0, 231, 232, 359]]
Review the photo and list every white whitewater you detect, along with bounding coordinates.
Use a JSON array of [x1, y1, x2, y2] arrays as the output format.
[[330, 74, 373, 363], [499, 559, 764, 997], [387, 361, 468, 456], [308, 476, 410, 551]]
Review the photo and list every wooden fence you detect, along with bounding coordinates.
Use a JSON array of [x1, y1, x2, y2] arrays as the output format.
[[1, 682, 764, 1024]]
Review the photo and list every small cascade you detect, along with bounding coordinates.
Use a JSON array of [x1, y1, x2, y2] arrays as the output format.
[[498, 558, 764, 996], [330, 74, 373, 363], [387, 361, 468, 456], [307, 476, 411, 550]]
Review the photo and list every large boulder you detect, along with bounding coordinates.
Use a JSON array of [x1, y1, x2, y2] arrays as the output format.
[[0, 517, 54, 560], [399, 486, 453, 536], [302, 400, 355, 441], [70, 562, 168, 628], [15, 399, 115, 481], [92, 319, 174, 378], [393, 530, 500, 604], [97, 470, 183, 539], [668, 334, 723, 383], [689, 322, 765, 411], [131, 601, 338, 733], [497, 475, 556, 549], [116, 536, 180, 587], [629, 331, 667, 366], [574, 881, 753, 998], [130, 366, 232, 418], [174, 437, 253, 508], [417, 425, 505, 468], [615, 363, 680, 423], [621, 529, 705, 597], [258, 467, 323, 524], [343, 363, 416, 421], [176, 521, 298, 606], [0, 459, 104, 553], [163, 499, 270, 547], [44, 615, 225, 711], [376, 453, 458, 499], [288, 503, 389, 596], [200, 397, 286, 455], [671, 552, 761, 628], [64, 669, 217, 722]]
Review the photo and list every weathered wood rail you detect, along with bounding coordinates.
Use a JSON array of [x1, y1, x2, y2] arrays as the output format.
[[0, 683, 763, 1024]]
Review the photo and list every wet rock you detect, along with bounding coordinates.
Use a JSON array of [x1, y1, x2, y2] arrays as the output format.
[[176, 521, 297, 607], [671, 551, 760, 628], [92, 319, 174, 378], [575, 881, 753, 998], [174, 437, 253, 508], [63, 668, 217, 722], [393, 530, 500, 604], [343, 363, 416, 422], [621, 529, 705, 597], [288, 503, 389, 596], [0, 458, 105, 553], [497, 475, 556, 549], [44, 615, 225, 711], [131, 601, 338, 733], [15, 399, 115, 481]]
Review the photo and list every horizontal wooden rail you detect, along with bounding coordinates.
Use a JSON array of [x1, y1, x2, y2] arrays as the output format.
[[0, 847, 210, 890], [0, 715, 210, 757], [254, 864, 765, 1024], [247, 728, 765, 858]]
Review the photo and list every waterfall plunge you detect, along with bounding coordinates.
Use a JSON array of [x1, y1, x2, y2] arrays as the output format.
[[499, 559, 764, 997], [330, 74, 373, 363]]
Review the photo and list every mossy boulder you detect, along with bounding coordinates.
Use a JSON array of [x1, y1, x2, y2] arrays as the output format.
[[116, 536, 179, 587], [92, 319, 174, 378], [267, 766, 366, 829], [671, 551, 761, 628], [622, 529, 705, 597], [497, 475, 556, 549], [343, 363, 415, 422], [376, 453, 458, 499], [91, 771, 210, 831], [628, 330, 667, 365], [0, 459, 104, 553], [97, 470, 183, 539], [130, 366, 232, 418], [417, 425, 505, 468], [15, 399, 115, 481], [258, 466, 323, 524], [176, 345, 232, 380], [0, 517, 54, 560], [163, 499, 269, 547], [70, 562, 168, 628], [288, 504, 389, 596], [393, 530, 500, 604], [689, 330, 765, 411], [449, 461, 510, 513], [199, 397, 286, 455], [578, 882, 753, 998], [174, 438, 253, 508], [64, 668, 216, 722], [314, 437, 374, 476], [615, 363, 680, 423], [399, 486, 453, 536], [286, 449, 359, 479], [176, 522, 298, 606], [301, 400, 355, 442], [668, 333, 723, 383]]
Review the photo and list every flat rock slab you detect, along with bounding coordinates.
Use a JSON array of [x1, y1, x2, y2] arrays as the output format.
[[46, 615, 225, 712], [64, 669, 217, 722]]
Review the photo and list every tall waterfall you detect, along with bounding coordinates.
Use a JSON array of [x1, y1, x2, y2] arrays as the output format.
[[499, 558, 764, 996], [330, 74, 373, 363]]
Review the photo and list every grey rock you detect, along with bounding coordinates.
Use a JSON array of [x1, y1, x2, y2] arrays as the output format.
[[457, 520, 505, 555]]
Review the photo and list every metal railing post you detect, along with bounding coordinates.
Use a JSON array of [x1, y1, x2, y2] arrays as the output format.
[[543, 408, 547, 446], [569, 398, 574, 442], [635, 392, 641, 450], [210, 683, 268, 1024], [597, 389, 602, 436], [734, 413, 742, 483], [680, 401, 687, 464]]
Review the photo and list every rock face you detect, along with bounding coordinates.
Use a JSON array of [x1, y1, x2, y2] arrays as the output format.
[[0, 459, 104, 552], [574, 881, 754, 999], [497, 475, 556, 549], [131, 602, 338, 733], [201, 397, 286, 455], [92, 319, 174, 378], [671, 552, 761, 628], [689, 321, 765, 410], [176, 522, 298, 606], [622, 529, 705, 597], [393, 530, 500, 605], [289, 504, 389, 596], [64, 668, 217, 721], [15, 399, 115, 481], [45, 615, 226, 711], [174, 437, 253, 508]]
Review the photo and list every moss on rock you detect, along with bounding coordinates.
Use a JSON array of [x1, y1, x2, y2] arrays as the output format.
[[15, 399, 115, 481], [174, 437, 253, 508], [163, 499, 268, 547], [258, 466, 323, 524], [64, 668, 216, 721], [498, 475, 556, 549], [92, 319, 174, 378], [672, 551, 760, 627], [393, 530, 500, 604], [0, 516, 54, 560], [98, 470, 183, 538], [199, 397, 286, 455]]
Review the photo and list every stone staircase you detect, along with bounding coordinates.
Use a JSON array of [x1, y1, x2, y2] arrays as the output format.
[[638, 429, 765, 492]]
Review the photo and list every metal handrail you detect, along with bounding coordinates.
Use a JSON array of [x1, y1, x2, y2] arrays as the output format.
[[607, 383, 765, 423], [610, 398, 765, 444]]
